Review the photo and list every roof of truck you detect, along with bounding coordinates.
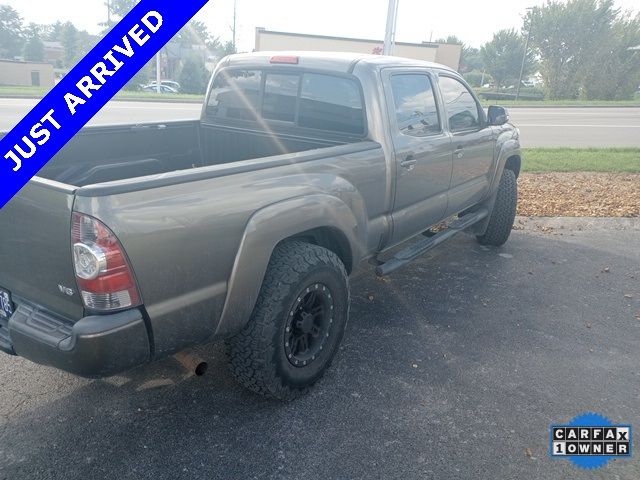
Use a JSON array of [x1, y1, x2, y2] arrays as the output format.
[[223, 51, 457, 74]]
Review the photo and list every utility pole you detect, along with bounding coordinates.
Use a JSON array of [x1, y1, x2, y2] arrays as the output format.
[[156, 52, 161, 93], [232, 0, 237, 53], [383, 0, 399, 56], [516, 7, 534, 102], [107, 0, 111, 26]]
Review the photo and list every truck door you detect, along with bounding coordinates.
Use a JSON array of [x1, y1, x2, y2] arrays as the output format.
[[436, 74, 496, 216], [383, 70, 453, 245]]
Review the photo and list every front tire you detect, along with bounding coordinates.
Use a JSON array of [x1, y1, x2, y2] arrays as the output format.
[[476, 168, 518, 246], [226, 241, 349, 400]]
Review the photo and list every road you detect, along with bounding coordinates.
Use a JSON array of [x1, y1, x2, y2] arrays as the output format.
[[1, 98, 639, 148], [508, 107, 640, 148], [1, 218, 639, 480]]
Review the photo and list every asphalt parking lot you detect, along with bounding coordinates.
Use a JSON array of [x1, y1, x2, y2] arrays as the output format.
[[1, 218, 639, 480]]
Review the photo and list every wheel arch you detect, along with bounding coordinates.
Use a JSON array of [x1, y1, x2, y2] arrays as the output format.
[[215, 194, 365, 337], [284, 226, 354, 275], [504, 154, 521, 178]]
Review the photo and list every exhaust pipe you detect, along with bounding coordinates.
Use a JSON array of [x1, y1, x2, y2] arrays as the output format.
[[174, 351, 208, 376]]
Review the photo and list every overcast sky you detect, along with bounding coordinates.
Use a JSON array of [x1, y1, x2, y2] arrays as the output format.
[[4, 0, 640, 50]]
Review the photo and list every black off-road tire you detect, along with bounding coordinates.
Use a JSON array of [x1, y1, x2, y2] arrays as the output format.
[[226, 241, 349, 400], [476, 168, 517, 246]]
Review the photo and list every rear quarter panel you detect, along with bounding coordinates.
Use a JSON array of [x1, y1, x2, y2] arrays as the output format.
[[74, 144, 388, 356]]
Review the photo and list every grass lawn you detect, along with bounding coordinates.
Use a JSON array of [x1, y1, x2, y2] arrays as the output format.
[[478, 91, 640, 107], [522, 148, 640, 173], [115, 91, 204, 102], [481, 98, 640, 107], [0, 85, 49, 97]]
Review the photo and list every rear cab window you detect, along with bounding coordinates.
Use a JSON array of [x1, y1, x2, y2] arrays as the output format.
[[263, 73, 300, 122], [206, 68, 366, 137], [206, 70, 262, 121], [299, 74, 365, 134]]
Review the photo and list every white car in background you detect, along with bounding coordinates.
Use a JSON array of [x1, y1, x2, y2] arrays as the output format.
[[144, 80, 181, 91], [141, 84, 179, 94]]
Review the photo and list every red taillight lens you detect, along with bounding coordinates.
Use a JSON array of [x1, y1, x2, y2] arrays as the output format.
[[72, 213, 141, 311], [270, 55, 299, 64]]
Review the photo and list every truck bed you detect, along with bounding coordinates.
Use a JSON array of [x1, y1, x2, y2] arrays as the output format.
[[0, 117, 376, 332], [8, 120, 349, 187]]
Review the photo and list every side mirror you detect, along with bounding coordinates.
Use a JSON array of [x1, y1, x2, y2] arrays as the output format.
[[488, 105, 509, 126]]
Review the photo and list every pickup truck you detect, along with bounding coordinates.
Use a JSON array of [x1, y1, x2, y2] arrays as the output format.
[[0, 52, 521, 400]]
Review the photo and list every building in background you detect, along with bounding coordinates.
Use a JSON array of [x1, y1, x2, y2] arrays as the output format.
[[43, 41, 64, 66], [0, 60, 55, 88], [255, 28, 462, 71]]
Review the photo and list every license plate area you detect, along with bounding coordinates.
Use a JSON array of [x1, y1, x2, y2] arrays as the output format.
[[0, 287, 14, 320]]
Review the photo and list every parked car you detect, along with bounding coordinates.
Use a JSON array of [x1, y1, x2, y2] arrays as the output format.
[[0, 52, 521, 400], [141, 84, 179, 94], [144, 80, 181, 90]]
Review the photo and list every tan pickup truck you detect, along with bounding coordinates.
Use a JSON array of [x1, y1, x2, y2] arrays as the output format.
[[0, 52, 521, 399]]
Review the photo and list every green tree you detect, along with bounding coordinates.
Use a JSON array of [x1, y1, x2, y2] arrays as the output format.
[[177, 20, 221, 50], [221, 40, 236, 56], [435, 36, 479, 72], [123, 61, 152, 90], [434, 35, 463, 45], [23, 23, 44, 61], [0, 5, 24, 59], [76, 30, 99, 62], [463, 70, 492, 88], [102, 0, 139, 31], [460, 46, 484, 74], [61, 22, 78, 67], [528, 0, 635, 100], [43, 21, 65, 41], [179, 56, 210, 94], [480, 29, 535, 90], [108, 0, 138, 17], [580, 12, 640, 100]]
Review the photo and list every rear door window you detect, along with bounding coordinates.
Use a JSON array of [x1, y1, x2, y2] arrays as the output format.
[[389, 74, 441, 136], [298, 74, 365, 134], [207, 70, 262, 121], [262, 73, 300, 122]]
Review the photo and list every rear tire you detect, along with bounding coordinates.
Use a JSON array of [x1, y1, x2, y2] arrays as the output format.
[[476, 169, 517, 246], [226, 241, 349, 400]]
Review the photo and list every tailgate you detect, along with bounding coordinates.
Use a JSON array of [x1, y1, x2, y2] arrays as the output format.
[[0, 178, 84, 320]]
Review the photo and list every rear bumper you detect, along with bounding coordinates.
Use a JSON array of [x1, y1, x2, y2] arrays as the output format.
[[0, 303, 151, 377]]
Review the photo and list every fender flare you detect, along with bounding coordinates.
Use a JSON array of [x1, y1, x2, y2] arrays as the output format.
[[472, 138, 521, 235], [491, 138, 521, 192], [215, 194, 365, 336]]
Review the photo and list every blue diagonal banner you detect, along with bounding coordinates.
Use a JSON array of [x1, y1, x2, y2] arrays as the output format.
[[0, 0, 210, 208]]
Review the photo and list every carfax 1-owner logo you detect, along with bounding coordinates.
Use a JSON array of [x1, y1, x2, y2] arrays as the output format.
[[550, 413, 632, 469]]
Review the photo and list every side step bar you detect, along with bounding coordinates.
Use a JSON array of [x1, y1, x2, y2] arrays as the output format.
[[375, 209, 489, 276]]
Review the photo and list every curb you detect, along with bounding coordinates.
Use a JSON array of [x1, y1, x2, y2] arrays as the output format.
[[515, 216, 640, 231]]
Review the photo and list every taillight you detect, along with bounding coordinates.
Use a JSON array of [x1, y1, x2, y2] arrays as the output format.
[[72, 213, 141, 312]]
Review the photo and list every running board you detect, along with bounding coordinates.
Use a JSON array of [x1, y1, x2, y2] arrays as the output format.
[[375, 209, 489, 276]]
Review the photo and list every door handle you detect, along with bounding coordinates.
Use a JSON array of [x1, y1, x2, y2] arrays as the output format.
[[400, 154, 417, 171], [454, 147, 465, 159]]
